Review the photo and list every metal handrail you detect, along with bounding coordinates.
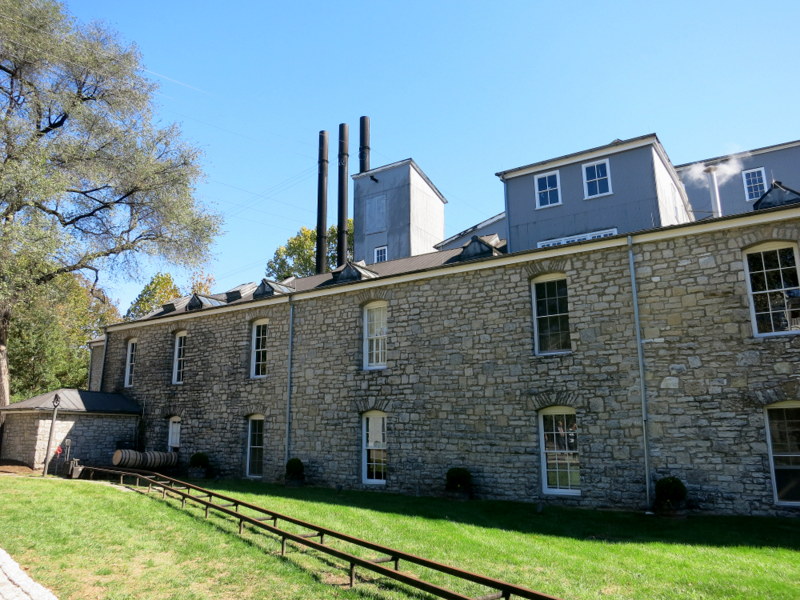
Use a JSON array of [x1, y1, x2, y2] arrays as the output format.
[[84, 467, 561, 600]]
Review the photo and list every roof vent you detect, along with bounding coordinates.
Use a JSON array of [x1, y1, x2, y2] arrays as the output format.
[[225, 289, 242, 303], [161, 302, 176, 314]]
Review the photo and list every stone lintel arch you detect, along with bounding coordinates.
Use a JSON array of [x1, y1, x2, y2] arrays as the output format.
[[241, 403, 272, 420], [353, 397, 392, 414], [356, 289, 391, 307], [739, 229, 799, 252], [525, 258, 571, 281], [160, 403, 186, 419], [743, 380, 800, 409], [526, 390, 579, 412]]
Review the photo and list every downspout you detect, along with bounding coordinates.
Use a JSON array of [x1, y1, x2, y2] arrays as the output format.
[[284, 296, 295, 464], [627, 235, 652, 508]]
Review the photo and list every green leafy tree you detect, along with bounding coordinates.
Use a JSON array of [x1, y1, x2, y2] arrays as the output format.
[[266, 220, 354, 281], [0, 0, 220, 408], [9, 273, 119, 402], [124, 272, 181, 321]]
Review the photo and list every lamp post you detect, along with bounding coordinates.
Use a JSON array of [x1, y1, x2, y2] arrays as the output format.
[[42, 394, 60, 477]]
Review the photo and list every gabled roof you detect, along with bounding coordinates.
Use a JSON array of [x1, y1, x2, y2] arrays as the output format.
[[495, 133, 661, 180], [0, 389, 140, 414], [753, 181, 800, 211], [352, 158, 448, 204]]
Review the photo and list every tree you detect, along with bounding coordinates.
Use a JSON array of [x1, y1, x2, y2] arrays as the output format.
[[124, 272, 181, 321], [9, 273, 119, 402], [265, 220, 354, 281], [0, 0, 219, 408]]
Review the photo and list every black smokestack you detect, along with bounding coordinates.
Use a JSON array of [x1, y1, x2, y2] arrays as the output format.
[[315, 130, 328, 275], [359, 116, 370, 173], [337, 123, 349, 267]]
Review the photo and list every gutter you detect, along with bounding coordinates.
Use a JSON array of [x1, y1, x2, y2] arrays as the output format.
[[627, 235, 652, 507], [284, 297, 295, 464]]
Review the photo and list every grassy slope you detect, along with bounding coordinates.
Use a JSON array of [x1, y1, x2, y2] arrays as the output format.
[[0, 476, 797, 600]]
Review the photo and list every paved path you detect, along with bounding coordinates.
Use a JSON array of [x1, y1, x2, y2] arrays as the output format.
[[0, 549, 58, 600]]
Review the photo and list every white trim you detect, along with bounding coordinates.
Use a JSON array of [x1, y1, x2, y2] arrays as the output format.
[[250, 318, 270, 378], [363, 301, 388, 370], [764, 401, 800, 506], [124, 338, 137, 388], [534, 170, 561, 209], [246, 414, 265, 478], [104, 207, 800, 333], [582, 158, 612, 199], [374, 245, 388, 263], [538, 406, 580, 496], [362, 409, 387, 485], [742, 167, 768, 202], [171, 331, 187, 385], [742, 242, 800, 338]]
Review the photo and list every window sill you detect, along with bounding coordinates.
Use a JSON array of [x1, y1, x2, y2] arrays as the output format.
[[532, 351, 572, 359], [751, 330, 800, 340], [363, 365, 387, 372], [364, 480, 387, 486], [543, 489, 581, 497], [584, 191, 613, 200], [535, 202, 562, 210]]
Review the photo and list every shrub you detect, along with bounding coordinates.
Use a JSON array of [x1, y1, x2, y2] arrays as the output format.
[[189, 452, 210, 469], [654, 476, 687, 510], [446, 467, 472, 493], [285, 457, 305, 482]]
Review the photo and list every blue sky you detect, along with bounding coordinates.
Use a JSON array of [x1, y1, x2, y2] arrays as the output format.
[[65, 0, 800, 311]]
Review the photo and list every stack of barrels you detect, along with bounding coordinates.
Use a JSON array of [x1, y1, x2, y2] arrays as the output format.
[[111, 449, 177, 469]]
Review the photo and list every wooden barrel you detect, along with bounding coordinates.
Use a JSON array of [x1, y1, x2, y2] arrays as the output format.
[[112, 449, 142, 467], [143, 451, 177, 468]]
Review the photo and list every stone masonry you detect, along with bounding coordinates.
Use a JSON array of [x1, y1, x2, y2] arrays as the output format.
[[101, 210, 800, 516]]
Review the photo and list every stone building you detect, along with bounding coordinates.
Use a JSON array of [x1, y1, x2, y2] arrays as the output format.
[[91, 203, 800, 516]]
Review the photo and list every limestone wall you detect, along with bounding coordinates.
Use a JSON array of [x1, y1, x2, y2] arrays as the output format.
[[100, 215, 800, 515]]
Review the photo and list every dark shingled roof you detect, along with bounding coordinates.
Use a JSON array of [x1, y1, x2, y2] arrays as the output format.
[[753, 181, 800, 211], [0, 389, 140, 414]]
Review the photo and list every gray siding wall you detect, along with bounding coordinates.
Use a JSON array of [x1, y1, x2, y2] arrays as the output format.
[[505, 146, 661, 252], [678, 144, 800, 218], [354, 165, 412, 264]]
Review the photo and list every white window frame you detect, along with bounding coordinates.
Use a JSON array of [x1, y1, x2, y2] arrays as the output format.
[[534, 170, 561, 209], [362, 410, 387, 484], [124, 338, 137, 388], [742, 167, 768, 202], [539, 406, 580, 496], [537, 228, 618, 249], [250, 319, 269, 378], [531, 273, 571, 355], [246, 414, 265, 478], [743, 242, 800, 337], [765, 401, 800, 505], [374, 245, 388, 263], [167, 416, 181, 451], [582, 158, 612, 199], [172, 331, 187, 385], [363, 301, 388, 370]]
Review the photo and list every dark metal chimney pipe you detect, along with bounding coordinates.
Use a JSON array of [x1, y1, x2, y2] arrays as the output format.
[[315, 130, 328, 275], [358, 116, 370, 173], [337, 123, 349, 267]]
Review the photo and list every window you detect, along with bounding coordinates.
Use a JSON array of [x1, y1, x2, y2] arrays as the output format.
[[532, 274, 571, 354], [535, 171, 561, 208], [583, 159, 612, 198], [537, 228, 618, 248], [362, 410, 387, 484], [167, 416, 181, 452], [374, 246, 388, 263], [539, 406, 580, 495], [250, 319, 269, 378], [172, 331, 187, 384], [743, 168, 768, 202], [124, 338, 137, 388], [363, 301, 388, 369], [744, 243, 800, 336], [766, 401, 800, 504], [247, 415, 264, 478]]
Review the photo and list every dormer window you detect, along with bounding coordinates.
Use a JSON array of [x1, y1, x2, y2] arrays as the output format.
[[535, 171, 561, 208], [743, 168, 767, 202], [583, 159, 612, 198]]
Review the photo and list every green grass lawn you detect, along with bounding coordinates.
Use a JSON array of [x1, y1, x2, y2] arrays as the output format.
[[0, 475, 797, 600]]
